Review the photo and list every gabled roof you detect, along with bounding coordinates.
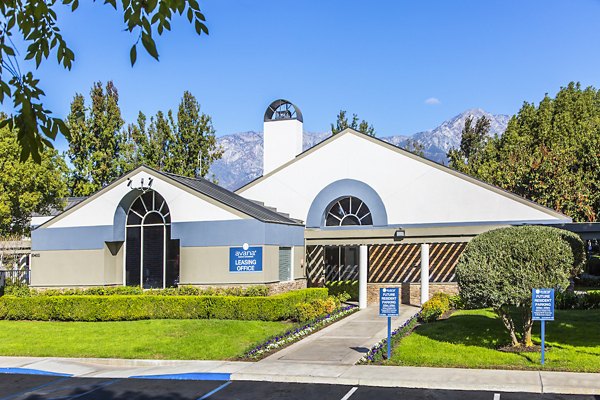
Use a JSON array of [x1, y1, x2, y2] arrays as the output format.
[[155, 170, 302, 225], [32, 197, 87, 217], [38, 166, 302, 228], [236, 128, 571, 222]]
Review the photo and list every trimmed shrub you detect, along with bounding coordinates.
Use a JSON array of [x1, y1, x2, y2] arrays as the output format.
[[293, 296, 340, 322], [456, 225, 585, 347], [0, 288, 327, 322], [419, 293, 451, 323], [325, 281, 358, 301], [586, 256, 600, 275], [3, 285, 271, 298], [556, 290, 600, 310]]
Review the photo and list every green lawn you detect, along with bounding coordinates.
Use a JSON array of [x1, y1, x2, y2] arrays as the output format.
[[0, 319, 293, 360], [389, 309, 600, 372]]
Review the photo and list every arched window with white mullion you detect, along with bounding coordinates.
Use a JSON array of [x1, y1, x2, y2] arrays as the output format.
[[125, 190, 177, 289], [325, 196, 373, 227]]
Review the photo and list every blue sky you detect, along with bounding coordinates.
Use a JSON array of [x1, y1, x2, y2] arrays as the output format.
[[4, 0, 600, 152]]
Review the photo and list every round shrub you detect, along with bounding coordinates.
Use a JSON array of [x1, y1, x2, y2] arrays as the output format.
[[419, 293, 451, 323], [456, 225, 584, 346]]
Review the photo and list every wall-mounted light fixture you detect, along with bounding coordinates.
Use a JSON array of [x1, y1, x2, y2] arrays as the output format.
[[393, 228, 406, 241], [127, 176, 153, 192]]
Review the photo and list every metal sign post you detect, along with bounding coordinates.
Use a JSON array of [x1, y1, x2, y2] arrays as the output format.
[[379, 287, 399, 359], [532, 288, 555, 365]]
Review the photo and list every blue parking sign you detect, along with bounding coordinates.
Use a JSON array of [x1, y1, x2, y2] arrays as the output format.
[[532, 288, 554, 321], [379, 287, 399, 317]]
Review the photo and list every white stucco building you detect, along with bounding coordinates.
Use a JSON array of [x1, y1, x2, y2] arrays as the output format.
[[31, 99, 571, 306]]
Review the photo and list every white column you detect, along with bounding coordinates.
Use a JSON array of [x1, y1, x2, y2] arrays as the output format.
[[359, 245, 368, 309], [420, 243, 430, 305]]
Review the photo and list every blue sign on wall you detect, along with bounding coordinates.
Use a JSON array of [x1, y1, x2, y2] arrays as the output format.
[[379, 287, 399, 317], [229, 246, 263, 273], [532, 288, 555, 321]]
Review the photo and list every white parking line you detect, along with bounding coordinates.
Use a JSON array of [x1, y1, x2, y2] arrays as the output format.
[[494, 393, 501, 400], [341, 386, 358, 400]]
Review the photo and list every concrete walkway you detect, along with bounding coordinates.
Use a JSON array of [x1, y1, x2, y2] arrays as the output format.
[[261, 305, 419, 365], [1, 357, 599, 395]]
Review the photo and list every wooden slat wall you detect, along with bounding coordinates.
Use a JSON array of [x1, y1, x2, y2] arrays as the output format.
[[306, 245, 325, 286], [368, 242, 466, 283]]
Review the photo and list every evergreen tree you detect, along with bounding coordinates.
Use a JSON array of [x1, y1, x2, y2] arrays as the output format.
[[331, 110, 375, 136], [403, 138, 425, 157], [447, 115, 491, 173], [67, 81, 127, 196], [460, 82, 600, 222]]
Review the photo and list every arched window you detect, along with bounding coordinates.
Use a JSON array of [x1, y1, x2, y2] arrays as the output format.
[[325, 196, 373, 227], [125, 190, 178, 289]]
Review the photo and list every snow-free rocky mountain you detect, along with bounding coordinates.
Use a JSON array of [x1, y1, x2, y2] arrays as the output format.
[[209, 109, 510, 191]]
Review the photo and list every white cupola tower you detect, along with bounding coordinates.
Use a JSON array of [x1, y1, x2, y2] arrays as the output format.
[[263, 99, 303, 175]]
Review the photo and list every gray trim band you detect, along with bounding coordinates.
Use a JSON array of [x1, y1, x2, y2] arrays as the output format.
[[32, 220, 304, 251]]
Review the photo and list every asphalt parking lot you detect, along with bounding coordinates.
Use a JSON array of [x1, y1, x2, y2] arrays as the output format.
[[0, 374, 598, 400]]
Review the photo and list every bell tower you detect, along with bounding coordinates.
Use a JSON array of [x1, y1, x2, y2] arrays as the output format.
[[263, 99, 303, 175]]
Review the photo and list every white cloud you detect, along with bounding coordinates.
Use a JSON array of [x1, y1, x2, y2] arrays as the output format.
[[424, 97, 441, 105]]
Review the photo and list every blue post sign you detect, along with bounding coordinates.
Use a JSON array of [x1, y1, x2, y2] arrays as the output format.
[[229, 246, 263, 273], [532, 288, 555, 365], [380, 288, 399, 359]]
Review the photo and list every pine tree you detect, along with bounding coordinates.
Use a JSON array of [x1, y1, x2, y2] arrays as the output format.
[[331, 110, 375, 136]]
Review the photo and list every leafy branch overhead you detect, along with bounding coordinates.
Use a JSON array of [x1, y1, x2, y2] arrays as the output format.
[[0, 0, 209, 162]]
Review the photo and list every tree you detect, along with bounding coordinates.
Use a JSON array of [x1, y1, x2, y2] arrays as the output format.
[[125, 91, 222, 178], [456, 226, 584, 347], [331, 110, 375, 136], [460, 83, 600, 222], [125, 111, 173, 171], [0, 113, 67, 235], [0, 0, 209, 162], [67, 81, 128, 196], [447, 115, 490, 173], [403, 138, 425, 157]]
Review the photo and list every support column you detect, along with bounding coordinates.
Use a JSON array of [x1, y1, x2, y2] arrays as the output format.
[[420, 243, 430, 305], [359, 245, 368, 309]]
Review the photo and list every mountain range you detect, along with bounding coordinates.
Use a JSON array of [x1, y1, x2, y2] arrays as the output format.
[[208, 108, 511, 191]]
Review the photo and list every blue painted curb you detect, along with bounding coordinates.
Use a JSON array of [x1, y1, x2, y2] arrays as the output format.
[[0, 367, 72, 377], [129, 372, 231, 381]]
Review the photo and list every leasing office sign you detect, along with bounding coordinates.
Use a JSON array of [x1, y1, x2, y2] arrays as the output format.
[[229, 245, 263, 272]]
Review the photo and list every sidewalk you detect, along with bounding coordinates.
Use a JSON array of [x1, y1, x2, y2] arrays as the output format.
[[1, 356, 599, 395], [261, 305, 419, 365]]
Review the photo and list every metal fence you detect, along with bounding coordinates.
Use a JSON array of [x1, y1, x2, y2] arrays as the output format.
[[0, 268, 30, 287]]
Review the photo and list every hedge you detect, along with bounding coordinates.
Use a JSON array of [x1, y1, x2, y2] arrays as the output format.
[[2, 285, 270, 297], [0, 288, 327, 322], [325, 281, 358, 301]]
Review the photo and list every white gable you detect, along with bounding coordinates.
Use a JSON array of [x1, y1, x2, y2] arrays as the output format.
[[47, 170, 243, 228], [237, 131, 569, 226]]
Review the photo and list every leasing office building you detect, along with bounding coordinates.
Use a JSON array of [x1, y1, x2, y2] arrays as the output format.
[[31, 100, 571, 306]]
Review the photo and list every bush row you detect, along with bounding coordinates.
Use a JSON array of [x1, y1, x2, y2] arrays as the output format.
[[0, 288, 327, 322], [325, 281, 358, 301], [294, 296, 339, 322], [3, 285, 270, 298], [419, 292, 452, 323], [556, 290, 600, 310]]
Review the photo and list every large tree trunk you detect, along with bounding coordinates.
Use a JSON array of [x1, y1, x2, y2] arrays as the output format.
[[521, 307, 534, 347], [495, 307, 519, 347]]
